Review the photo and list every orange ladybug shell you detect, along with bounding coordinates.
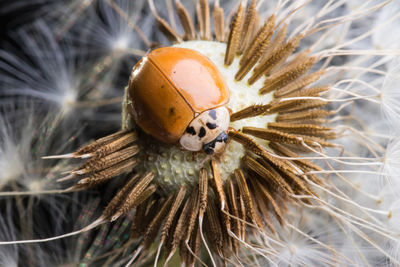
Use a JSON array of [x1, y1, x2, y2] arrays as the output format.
[[128, 47, 229, 144]]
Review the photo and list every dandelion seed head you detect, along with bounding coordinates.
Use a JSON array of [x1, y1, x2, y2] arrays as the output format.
[[3, 0, 400, 266], [135, 40, 276, 187]]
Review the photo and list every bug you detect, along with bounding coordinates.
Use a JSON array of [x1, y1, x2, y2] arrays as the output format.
[[127, 47, 230, 155]]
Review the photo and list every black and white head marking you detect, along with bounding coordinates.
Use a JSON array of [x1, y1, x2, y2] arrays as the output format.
[[202, 132, 229, 154], [180, 106, 230, 154]]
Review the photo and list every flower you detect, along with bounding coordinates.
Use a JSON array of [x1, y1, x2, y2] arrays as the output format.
[[1, 0, 400, 266]]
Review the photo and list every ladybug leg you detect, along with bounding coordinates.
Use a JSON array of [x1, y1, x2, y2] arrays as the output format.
[[228, 126, 238, 132], [211, 152, 224, 163], [199, 155, 211, 168]]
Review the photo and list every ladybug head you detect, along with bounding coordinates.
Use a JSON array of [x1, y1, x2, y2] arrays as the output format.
[[202, 131, 229, 155], [179, 106, 230, 155]]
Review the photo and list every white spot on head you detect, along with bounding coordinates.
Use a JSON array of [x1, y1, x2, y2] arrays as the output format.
[[179, 107, 230, 154]]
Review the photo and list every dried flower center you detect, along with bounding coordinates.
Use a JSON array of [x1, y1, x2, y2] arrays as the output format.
[[135, 40, 276, 187]]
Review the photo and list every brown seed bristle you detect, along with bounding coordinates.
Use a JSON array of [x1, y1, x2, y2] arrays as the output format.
[[176, 0, 196, 40], [198, 168, 208, 219], [143, 196, 174, 249], [211, 160, 230, 230], [279, 99, 328, 113], [238, 193, 247, 240], [74, 145, 139, 175], [91, 132, 137, 158], [239, 15, 275, 66], [267, 98, 326, 114], [259, 56, 316, 94], [229, 130, 296, 173], [161, 186, 187, 241], [197, 0, 212, 40], [234, 169, 263, 228], [155, 15, 182, 43], [186, 222, 201, 267], [249, 181, 276, 233], [210, 160, 233, 256], [122, 184, 156, 213], [230, 104, 271, 121], [130, 199, 149, 239], [242, 127, 335, 148], [237, 0, 258, 55], [111, 172, 155, 221], [243, 155, 293, 195], [184, 188, 200, 242], [267, 122, 335, 139], [185, 224, 201, 266], [249, 34, 303, 85], [235, 27, 274, 81], [74, 130, 132, 156], [224, 1, 245, 65], [250, 177, 285, 225], [205, 199, 224, 256], [102, 173, 140, 220], [276, 108, 335, 122], [166, 195, 192, 262], [259, 23, 288, 63], [226, 179, 240, 254], [251, 11, 260, 38], [130, 183, 156, 206], [75, 158, 137, 188], [274, 70, 326, 97], [213, 1, 225, 42], [284, 85, 329, 99], [277, 165, 316, 198], [268, 142, 323, 172]]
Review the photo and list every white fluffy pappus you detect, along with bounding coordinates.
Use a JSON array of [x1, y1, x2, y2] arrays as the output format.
[[0, 20, 125, 124], [249, 208, 348, 266], [68, 0, 151, 92], [0, 20, 83, 117], [0, 103, 82, 201], [0, 204, 19, 267], [381, 59, 400, 132], [0, 0, 99, 40]]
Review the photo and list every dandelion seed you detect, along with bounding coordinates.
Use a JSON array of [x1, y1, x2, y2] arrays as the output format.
[[0, 103, 85, 262], [69, 0, 149, 90], [0, 205, 19, 267], [0, 20, 127, 125], [0, 21, 81, 117]]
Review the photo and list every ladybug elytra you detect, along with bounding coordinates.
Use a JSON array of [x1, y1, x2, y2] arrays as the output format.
[[128, 47, 230, 155]]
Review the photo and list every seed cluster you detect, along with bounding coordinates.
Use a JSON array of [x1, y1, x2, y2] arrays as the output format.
[[63, 0, 337, 265]]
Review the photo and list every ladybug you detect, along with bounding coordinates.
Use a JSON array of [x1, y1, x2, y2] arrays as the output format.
[[127, 47, 230, 155]]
